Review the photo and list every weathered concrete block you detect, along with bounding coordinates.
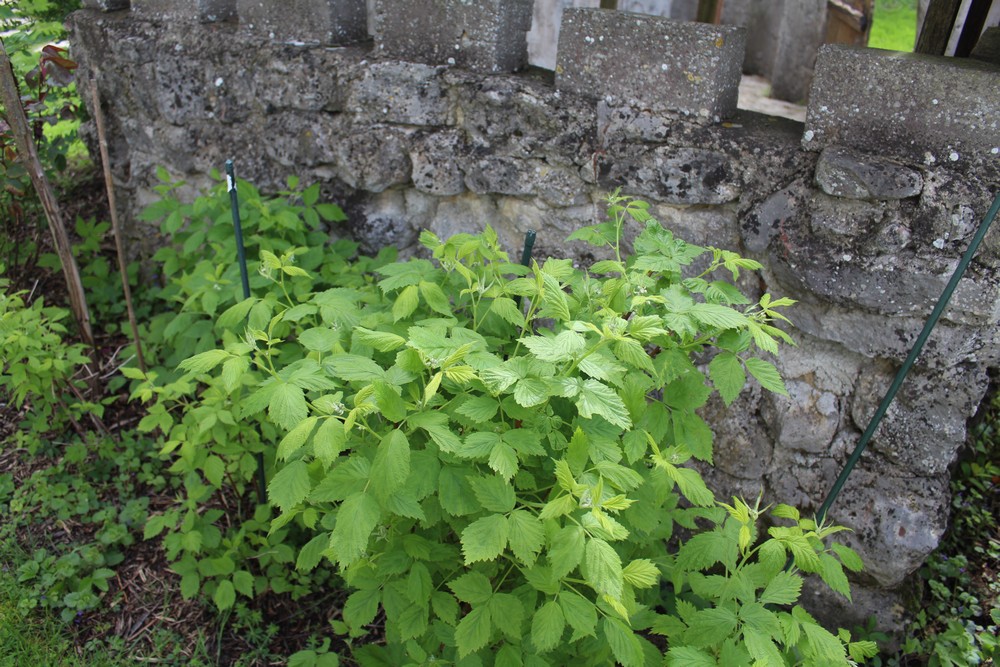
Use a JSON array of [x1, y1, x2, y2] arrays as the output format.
[[555, 9, 746, 120], [372, 0, 534, 73], [815, 145, 923, 200], [83, 0, 131, 11], [347, 62, 453, 126], [804, 45, 1000, 169], [131, 0, 234, 22], [238, 0, 367, 45]]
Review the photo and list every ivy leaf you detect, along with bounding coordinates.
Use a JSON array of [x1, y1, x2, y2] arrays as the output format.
[[455, 606, 493, 658], [745, 357, 788, 396], [583, 538, 623, 601], [448, 572, 493, 606], [268, 459, 312, 513], [470, 475, 516, 513], [575, 380, 631, 430], [603, 617, 644, 667], [370, 430, 410, 501], [329, 492, 380, 567], [758, 570, 803, 606], [507, 510, 545, 567], [269, 383, 308, 431], [461, 514, 510, 564], [559, 589, 597, 640], [708, 352, 746, 406], [531, 601, 565, 653]]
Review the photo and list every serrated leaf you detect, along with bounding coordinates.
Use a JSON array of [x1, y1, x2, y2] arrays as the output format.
[[559, 590, 597, 640], [488, 593, 525, 641], [507, 510, 545, 567], [622, 559, 660, 589], [495, 644, 522, 667], [461, 514, 509, 564], [370, 430, 410, 500], [179, 349, 230, 375], [743, 627, 784, 666], [470, 475, 516, 513], [456, 395, 500, 423], [740, 601, 783, 639], [455, 606, 492, 657], [539, 494, 576, 520], [330, 492, 380, 567], [296, 533, 329, 573], [268, 460, 312, 512], [745, 357, 787, 395], [709, 352, 746, 406], [575, 380, 631, 430], [684, 607, 738, 648], [531, 601, 565, 653], [831, 542, 864, 572], [313, 418, 346, 467], [419, 280, 452, 315], [678, 530, 738, 573], [583, 538, 623, 600], [326, 355, 385, 382], [203, 455, 225, 488], [214, 580, 236, 610], [489, 296, 524, 327], [817, 552, 852, 600], [513, 378, 550, 408], [397, 601, 429, 640], [221, 356, 250, 392], [277, 417, 319, 460], [299, 327, 340, 352], [690, 302, 749, 329], [343, 588, 381, 631], [393, 284, 420, 322], [603, 617, 644, 667], [216, 297, 256, 329], [488, 442, 519, 480], [448, 572, 493, 605], [521, 331, 586, 363], [269, 383, 308, 431], [758, 570, 803, 606], [353, 327, 406, 352], [801, 621, 847, 663], [665, 646, 717, 667]]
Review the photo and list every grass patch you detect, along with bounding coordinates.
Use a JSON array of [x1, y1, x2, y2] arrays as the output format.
[[869, 0, 918, 52]]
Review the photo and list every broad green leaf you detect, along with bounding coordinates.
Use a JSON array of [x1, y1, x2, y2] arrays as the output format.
[[758, 570, 803, 605], [513, 378, 550, 408], [538, 494, 577, 520], [745, 357, 788, 396], [461, 432, 501, 459], [448, 572, 493, 605], [665, 646, 717, 667], [612, 338, 654, 372], [488, 593, 525, 640], [393, 284, 420, 322], [690, 302, 749, 329], [419, 280, 453, 315], [672, 410, 714, 462], [817, 552, 851, 600], [179, 349, 230, 375], [575, 380, 631, 430], [622, 558, 660, 589], [373, 380, 407, 423], [470, 475, 516, 513], [583, 538, 623, 600], [455, 606, 492, 658], [495, 644, 523, 667], [664, 372, 712, 410], [353, 327, 406, 352], [683, 607, 739, 648], [488, 442, 518, 480], [739, 602, 783, 639], [456, 395, 500, 423], [370, 430, 410, 500], [439, 466, 479, 516], [743, 627, 784, 666], [831, 542, 864, 572], [677, 530, 738, 573], [432, 591, 459, 624], [559, 590, 597, 640], [202, 455, 225, 488], [507, 510, 545, 566], [531, 601, 565, 653], [268, 460, 312, 512], [269, 382, 308, 431], [397, 602, 429, 640], [548, 525, 585, 579], [461, 514, 510, 564], [277, 416, 319, 460], [326, 355, 385, 382], [296, 533, 329, 573], [488, 296, 524, 327], [313, 418, 347, 467], [408, 410, 462, 452], [221, 356, 250, 392], [214, 580, 236, 610], [521, 331, 586, 363], [343, 588, 381, 631], [603, 617, 644, 667], [801, 621, 847, 663], [299, 327, 340, 352], [216, 297, 256, 329], [708, 352, 746, 406], [330, 492, 380, 567]]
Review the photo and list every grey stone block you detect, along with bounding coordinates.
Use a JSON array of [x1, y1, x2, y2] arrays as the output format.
[[131, 0, 235, 22], [815, 145, 923, 200], [804, 45, 1000, 169], [597, 146, 741, 205], [372, 0, 533, 73], [555, 9, 746, 121], [238, 0, 367, 45], [347, 62, 453, 126], [83, 0, 131, 11]]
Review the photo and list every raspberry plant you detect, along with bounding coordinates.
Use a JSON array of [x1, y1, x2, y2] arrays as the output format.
[[136, 186, 876, 665]]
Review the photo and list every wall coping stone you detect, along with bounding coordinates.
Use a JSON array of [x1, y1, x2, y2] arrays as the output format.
[[237, 0, 367, 45], [804, 45, 1000, 175], [555, 8, 745, 122], [131, 0, 235, 22]]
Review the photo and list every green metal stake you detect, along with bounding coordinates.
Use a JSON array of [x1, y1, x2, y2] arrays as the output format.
[[520, 229, 537, 267], [815, 191, 1000, 527], [226, 159, 268, 505]]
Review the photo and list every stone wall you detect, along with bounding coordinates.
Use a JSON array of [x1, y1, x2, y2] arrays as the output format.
[[69, 1, 1000, 631]]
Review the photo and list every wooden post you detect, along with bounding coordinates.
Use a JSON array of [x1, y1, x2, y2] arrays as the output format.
[[599, 0, 618, 9], [0, 37, 94, 347], [916, 0, 963, 55], [696, 0, 723, 24]]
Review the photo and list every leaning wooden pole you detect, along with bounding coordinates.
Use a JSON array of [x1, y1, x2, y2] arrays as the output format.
[[90, 78, 146, 372], [0, 37, 94, 346]]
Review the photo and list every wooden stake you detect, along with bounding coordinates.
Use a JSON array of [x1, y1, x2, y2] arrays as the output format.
[[0, 37, 94, 347], [90, 78, 147, 373]]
